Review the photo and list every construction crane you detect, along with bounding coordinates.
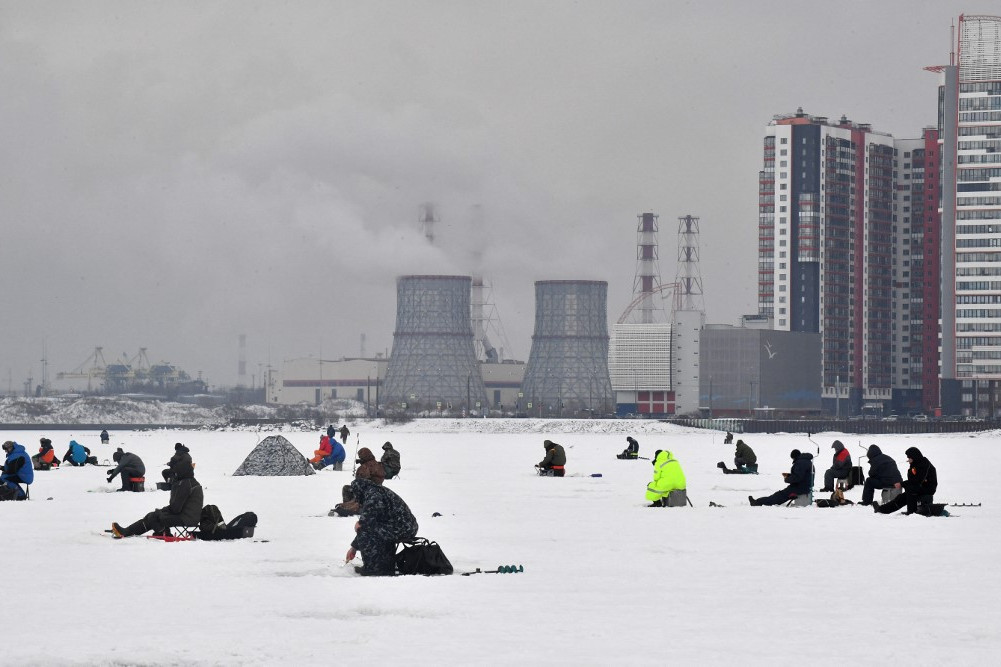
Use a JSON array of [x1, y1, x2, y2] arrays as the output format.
[[56, 347, 109, 391]]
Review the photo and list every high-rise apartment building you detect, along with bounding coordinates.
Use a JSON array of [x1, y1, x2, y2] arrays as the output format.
[[936, 14, 1001, 417], [758, 109, 897, 415]]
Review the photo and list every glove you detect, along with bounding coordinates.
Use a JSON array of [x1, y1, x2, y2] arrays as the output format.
[[107, 471, 116, 483]]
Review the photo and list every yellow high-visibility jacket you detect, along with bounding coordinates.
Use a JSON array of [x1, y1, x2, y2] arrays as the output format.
[[645, 449, 686, 502]]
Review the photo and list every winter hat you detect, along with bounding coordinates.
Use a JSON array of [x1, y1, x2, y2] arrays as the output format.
[[832, 440, 844, 451], [866, 444, 882, 457], [113, 448, 124, 462], [175, 442, 189, 453], [40, 437, 52, 447], [383, 442, 392, 450], [790, 449, 801, 460], [904, 447, 922, 460]]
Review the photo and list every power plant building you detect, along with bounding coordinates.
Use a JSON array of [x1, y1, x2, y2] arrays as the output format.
[[521, 280, 613, 416]]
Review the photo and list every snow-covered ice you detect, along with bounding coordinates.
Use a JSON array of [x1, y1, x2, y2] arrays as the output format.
[[4, 419, 999, 665]]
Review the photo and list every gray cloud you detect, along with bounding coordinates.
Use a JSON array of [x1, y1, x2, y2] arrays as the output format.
[[0, 1, 970, 389]]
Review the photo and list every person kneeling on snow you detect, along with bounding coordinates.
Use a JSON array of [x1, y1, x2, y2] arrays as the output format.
[[617, 436, 640, 460], [107, 448, 146, 492], [62, 440, 97, 466], [718, 439, 757, 474], [536, 439, 567, 476], [345, 478, 418, 576], [749, 449, 814, 506], [111, 454, 203, 538], [1, 440, 33, 501], [646, 449, 687, 506], [875, 447, 939, 516]]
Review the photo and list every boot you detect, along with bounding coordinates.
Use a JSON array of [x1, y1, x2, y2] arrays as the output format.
[[111, 522, 126, 539], [748, 495, 760, 507]]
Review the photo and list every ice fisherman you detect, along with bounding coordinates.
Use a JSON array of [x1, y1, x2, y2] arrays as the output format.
[[160, 443, 192, 490], [332, 447, 386, 517], [860, 444, 903, 506], [617, 436, 640, 460], [381, 441, 401, 479], [62, 440, 97, 466], [32, 438, 60, 470], [875, 447, 939, 515], [100, 429, 110, 445], [646, 449, 687, 506], [748, 449, 814, 506], [344, 478, 418, 576], [718, 439, 757, 474], [819, 440, 852, 492], [0, 441, 33, 501], [537, 439, 567, 477], [106, 448, 146, 492], [111, 454, 203, 538]]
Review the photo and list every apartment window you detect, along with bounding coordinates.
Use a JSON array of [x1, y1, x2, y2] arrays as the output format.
[[780, 138, 788, 144], [779, 319, 786, 326], [780, 149, 787, 156], [780, 160, 788, 167]]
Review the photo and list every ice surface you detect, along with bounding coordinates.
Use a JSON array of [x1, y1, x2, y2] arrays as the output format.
[[3, 420, 999, 665]]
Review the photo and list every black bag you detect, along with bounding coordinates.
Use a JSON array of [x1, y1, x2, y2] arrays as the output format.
[[199, 504, 226, 534], [850, 466, 865, 486], [198, 511, 257, 541], [395, 537, 453, 576]]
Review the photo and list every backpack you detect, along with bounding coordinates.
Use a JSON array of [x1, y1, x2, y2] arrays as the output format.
[[199, 505, 226, 535], [395, 537, 453, 576]]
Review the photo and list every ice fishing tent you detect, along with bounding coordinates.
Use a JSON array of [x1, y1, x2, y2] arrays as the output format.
[[232, 435, 315, 476]]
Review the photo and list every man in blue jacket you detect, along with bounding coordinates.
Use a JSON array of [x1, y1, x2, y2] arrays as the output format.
[[1, 441, 33, 500], [323, 438, 346, 471], [749, 449, 814, 506]]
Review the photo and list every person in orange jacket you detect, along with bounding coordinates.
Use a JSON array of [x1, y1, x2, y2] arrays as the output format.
[[310, 435, 333, 469], [31, 438, 60, 470]]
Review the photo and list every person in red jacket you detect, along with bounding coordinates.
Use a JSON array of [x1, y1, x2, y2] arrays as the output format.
[[310, 435, 333, 469], [819, 440, 852, 491]]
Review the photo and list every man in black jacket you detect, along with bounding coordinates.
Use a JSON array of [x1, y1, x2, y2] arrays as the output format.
[[749, 450, 814, 506], [111, 455, 203, 538], [876, 447, 938, 515], [860, 444, 903, 505]]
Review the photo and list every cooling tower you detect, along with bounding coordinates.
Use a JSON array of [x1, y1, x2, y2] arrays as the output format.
[[521, 280, 614, 416], [382, 275, 489, 414]]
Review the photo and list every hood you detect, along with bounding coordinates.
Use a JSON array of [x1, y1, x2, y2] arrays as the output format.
[[904, 447, 923, 460], [832, 440, 844, 453], [357, 447, 375, 462], [70, 440, 82, 449], [655, 450, 672, 463], [168, 452, 195, 480], [6, 442, 27, 457], [866, 445, 882, 458]]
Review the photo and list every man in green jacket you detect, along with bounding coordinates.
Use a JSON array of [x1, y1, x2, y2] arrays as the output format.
[[536, 439, 567, 477], [646, 449, 687, 506], [718, 439, 758, 474]]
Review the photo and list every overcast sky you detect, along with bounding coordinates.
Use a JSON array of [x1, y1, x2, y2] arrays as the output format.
[[0, 1, 984, 391]]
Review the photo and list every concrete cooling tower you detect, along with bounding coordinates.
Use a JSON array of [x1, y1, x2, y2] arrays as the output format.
[[382, 275, 489, 414], [521, 280, 614, 416]]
